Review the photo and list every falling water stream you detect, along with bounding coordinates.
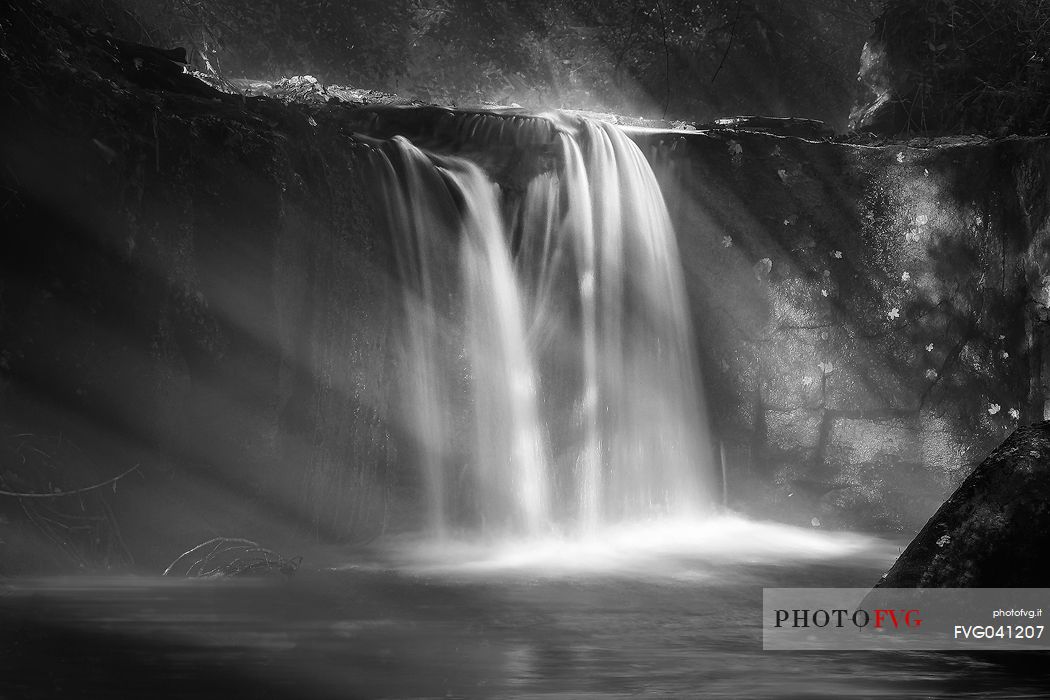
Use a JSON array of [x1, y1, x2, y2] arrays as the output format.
[[3, 111, 1044, 699], [371, 112, 711, 540]]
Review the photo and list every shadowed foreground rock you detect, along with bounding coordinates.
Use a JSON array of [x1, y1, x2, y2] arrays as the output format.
[[878, 422, 1050, 587]]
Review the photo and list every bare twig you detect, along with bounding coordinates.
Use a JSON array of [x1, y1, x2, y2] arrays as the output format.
[[655, 0, 671, 117], [0, 464, 140, 498], [711, 0, 743, 84]]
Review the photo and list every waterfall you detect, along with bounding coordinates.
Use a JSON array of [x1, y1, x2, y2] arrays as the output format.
[[368, 113, 713, 538]]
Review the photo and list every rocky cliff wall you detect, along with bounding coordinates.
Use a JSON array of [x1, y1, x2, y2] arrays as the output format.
[[2, 3, 1049, 570], [0, 6, 402, 570], [637, 127, 1050, 531]]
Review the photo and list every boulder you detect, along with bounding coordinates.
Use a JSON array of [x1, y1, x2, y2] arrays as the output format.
[[877, 422, 1050, 587]]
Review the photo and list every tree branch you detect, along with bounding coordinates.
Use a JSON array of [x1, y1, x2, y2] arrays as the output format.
[[0, 465, 140, 499], [711, 0, 743, 84]]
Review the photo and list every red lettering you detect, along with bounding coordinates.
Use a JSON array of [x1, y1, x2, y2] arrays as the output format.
[[874, 609, 899, 629]]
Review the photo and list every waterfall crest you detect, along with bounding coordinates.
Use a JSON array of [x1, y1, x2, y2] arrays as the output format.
[[368, 113, 713, 537]]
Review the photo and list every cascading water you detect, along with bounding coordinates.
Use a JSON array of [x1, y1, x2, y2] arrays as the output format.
[[368, 112, 713, 539]]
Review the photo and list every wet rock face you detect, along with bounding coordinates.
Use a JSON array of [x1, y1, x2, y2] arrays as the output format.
[[877, 422, 1050, 587], [0, 4, 402, 552], [639, 127, 1050, 533], [4, 1, 1050, 570], [848, 39, 907, 135]]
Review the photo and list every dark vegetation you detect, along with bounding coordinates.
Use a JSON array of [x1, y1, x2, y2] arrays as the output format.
[[55, 0, 1050, 136], [857, 0, 1050, 135], [54, 0, 880, 129]]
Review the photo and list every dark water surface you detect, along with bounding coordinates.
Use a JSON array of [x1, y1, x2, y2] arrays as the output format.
[[1, 524, 1046, 699]]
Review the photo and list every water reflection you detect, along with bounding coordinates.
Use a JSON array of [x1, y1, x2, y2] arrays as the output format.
[[2, 540, 1046, 698]]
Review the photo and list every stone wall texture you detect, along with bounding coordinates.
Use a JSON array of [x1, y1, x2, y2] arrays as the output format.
[[638, 128, 1050, 531]]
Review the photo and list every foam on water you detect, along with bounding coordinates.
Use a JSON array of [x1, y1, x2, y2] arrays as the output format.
[[376, 515, 898, 579]]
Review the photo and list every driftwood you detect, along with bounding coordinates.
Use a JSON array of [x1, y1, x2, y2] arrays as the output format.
[[163, 537, 302, 578]]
